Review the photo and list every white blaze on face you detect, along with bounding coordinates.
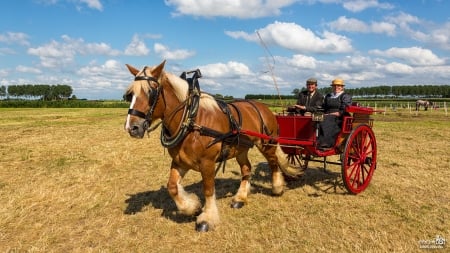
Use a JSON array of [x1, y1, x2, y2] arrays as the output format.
[[125, 95, 137, 131]]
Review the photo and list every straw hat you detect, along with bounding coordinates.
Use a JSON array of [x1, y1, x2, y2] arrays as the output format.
[[331, 78, 345, 86]]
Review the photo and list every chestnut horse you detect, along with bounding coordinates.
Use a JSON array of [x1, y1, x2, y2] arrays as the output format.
[[124, 60, 302, 232]]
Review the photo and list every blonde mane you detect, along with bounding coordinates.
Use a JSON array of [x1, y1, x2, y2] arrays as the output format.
[[126, 67, 219, 112]]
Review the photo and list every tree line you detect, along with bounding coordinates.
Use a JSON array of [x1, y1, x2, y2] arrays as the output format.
[[245, 85, 450, 99], [1, 84, 73, 100]]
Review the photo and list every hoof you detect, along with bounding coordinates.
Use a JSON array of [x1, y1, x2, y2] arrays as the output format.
[[195, 221, 209, 232], [230, 201, 245, 209]]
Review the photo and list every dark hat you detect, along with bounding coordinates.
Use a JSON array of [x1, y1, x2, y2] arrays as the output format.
[[306, 78, 317, 84]]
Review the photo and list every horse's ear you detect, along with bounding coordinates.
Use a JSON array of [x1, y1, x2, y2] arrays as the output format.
[[125, 64, 140, 76], [152, 60, 166, 78]]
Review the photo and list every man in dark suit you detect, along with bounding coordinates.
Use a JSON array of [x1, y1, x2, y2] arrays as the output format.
[[288, 78, 324, 115]]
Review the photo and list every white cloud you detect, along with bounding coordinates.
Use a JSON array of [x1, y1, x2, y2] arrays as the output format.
[[286, 54, 317, 69], [342, 0, 394, 12], [153, 43, 195, 60], [329, 16, 396, 36], [382, 62, 414, 74], [370, 47, 445, 66], [124, 34, 150, 56], [227, 21, 353, 54], [0, 32, 30, 46], [198, 61, 253, 78], [79, 0, 103, 11], [165, 0, 297, 19], [27, 35, 120, 68], [16, 65, 42, 74]]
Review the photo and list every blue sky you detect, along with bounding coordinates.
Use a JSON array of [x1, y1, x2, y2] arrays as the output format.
[[1, 0, 449, 99]]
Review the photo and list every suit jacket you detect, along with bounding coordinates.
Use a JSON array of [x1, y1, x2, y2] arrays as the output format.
[[295, 90, 324, 113]]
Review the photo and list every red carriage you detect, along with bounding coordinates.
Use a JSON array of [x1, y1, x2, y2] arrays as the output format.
[[241, 103, 380, 194]]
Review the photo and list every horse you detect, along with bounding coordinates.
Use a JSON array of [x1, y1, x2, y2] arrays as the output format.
[[123, 60, 302, 232], [416, 99, 433, 111]]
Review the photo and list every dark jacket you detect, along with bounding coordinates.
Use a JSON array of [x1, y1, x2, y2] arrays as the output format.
[[317, 92, 352, 147], [292, 90, 324, 114], [323, 92, 352, 115]]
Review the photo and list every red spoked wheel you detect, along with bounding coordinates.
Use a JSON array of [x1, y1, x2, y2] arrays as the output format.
[[341, 124, 377, 194]]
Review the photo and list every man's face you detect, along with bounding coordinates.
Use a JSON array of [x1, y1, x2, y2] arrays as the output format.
[[307, 82, 317, 92]]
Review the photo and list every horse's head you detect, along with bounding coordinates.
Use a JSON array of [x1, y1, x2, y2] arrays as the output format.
[[124, 60, 166, 138]]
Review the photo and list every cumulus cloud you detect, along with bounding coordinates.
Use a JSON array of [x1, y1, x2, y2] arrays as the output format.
[[342, 0, 394, 12], [124, 34, 150, 56], [16, 65, 42, 74], [329, 16, 396, 36], [153, 43, 195, 60], [27, 35, 120, 68], [0, 32, 30, 46], [198, 61, 253, 78], [165, 0, 296, 18], [79, 0, 103, 11], [370, 47, 445, 66], [227, 21, 353, 54], [382, 62, 414, 74]]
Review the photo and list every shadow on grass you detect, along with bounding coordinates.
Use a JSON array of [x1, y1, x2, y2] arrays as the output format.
[[252, 162, 347, 196], [124, 177, 248, 223], [124, 161, 346, 224]]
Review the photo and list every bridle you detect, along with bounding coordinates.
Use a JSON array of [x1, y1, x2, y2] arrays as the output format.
[[127, 67, 163, 132]]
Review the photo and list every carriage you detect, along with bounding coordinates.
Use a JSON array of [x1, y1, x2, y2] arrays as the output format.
[[241, 103, 380, 195]]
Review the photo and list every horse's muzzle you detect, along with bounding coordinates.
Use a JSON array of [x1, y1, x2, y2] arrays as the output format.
[[127, 122, 146, 138]]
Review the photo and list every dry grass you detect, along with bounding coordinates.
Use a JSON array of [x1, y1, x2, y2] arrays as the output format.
[[0, 107, 448, 252]]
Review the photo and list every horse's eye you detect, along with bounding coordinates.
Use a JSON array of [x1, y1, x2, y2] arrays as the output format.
[[124, 93, 133, 102]]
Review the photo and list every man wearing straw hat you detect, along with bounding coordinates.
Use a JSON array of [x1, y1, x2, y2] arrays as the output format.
[[317, 78, 352, 150]]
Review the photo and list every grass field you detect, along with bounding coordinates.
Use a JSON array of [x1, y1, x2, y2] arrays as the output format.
[[0, 107, 448, 252]]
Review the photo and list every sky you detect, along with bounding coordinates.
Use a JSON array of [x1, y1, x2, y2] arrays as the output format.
[[0, 0, 449, 100]]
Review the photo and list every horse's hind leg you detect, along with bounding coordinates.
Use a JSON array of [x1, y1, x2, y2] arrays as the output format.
[[167, 161, 201, 216], [231, 150, 252, 208]]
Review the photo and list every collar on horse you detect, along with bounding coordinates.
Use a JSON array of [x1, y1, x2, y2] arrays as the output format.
[[159, 69, 202, 148]]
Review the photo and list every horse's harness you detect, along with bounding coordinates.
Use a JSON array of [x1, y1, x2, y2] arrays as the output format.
[[128, 68, 272, 172]]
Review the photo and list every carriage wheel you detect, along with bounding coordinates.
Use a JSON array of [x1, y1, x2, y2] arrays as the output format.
[[341, 124, 377, 194], [283, 153, 309, 181]]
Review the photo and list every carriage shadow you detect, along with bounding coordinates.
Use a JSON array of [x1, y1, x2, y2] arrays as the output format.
[[253, 162, 347, 196]]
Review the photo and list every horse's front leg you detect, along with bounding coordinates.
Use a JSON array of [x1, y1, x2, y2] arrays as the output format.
[[195, 161, 220, 232], [167, 161, 201, 216], [231, 150, 252, 208]]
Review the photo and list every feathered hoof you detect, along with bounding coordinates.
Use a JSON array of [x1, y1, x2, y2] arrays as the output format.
[[230, 201, 245, 209], [195, 221, 209, 232]]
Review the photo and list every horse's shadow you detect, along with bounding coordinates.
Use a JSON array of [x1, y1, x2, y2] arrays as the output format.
[[124, 177, 244, 223], [124, 162, 345, 223]]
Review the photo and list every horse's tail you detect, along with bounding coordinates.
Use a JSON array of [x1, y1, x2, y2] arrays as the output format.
[[275, 144, 305, 178]]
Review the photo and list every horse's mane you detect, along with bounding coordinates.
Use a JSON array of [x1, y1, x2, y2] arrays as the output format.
[[126, 67, 219, 112], [164, 72, 219, 112]]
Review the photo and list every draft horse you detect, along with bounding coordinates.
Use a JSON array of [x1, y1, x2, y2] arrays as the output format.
[[123, 60, 302, 232], [416, 99, 433, 111]]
